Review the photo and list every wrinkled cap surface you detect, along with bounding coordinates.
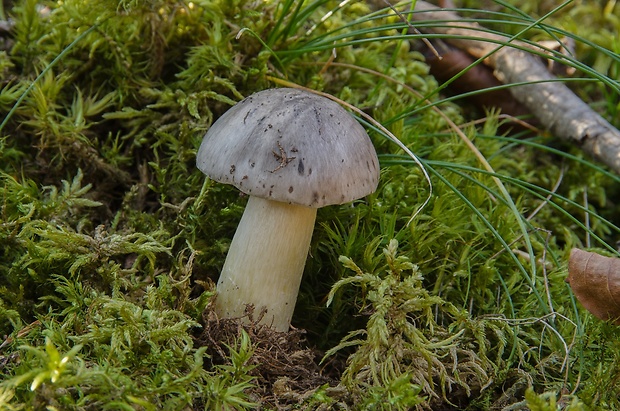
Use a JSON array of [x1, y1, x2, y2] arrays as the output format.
[[196, 88, 379, 208]]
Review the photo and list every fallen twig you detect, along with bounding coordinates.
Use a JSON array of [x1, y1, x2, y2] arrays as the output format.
[[410, 1, 620, 174]]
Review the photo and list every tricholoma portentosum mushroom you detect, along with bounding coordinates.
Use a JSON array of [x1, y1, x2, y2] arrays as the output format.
[[197, 87, 379, 331]]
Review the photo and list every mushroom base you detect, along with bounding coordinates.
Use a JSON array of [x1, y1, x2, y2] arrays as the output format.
[[214, 196, 317, 331]]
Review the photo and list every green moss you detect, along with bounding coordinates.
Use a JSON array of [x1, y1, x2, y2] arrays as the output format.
[[1, 0, 619, 409]]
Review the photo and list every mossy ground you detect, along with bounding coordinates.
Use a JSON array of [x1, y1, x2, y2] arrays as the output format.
[[1, 0, 620, 409]]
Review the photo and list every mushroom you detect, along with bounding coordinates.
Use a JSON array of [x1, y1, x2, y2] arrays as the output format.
[[196, 88, 379, 331]]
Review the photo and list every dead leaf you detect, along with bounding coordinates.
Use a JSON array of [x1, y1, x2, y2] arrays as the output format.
[[567, 248, 620, 324], [423, 39, 534, 127]]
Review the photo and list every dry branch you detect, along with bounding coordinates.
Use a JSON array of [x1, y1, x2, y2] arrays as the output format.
[[410, 1, 620, 174]]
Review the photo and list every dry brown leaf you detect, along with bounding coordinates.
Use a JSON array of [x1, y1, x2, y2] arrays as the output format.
[[567, 248, 620, 324], [422, 39, 535, 133]]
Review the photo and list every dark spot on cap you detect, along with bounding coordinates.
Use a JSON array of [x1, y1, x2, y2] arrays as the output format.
[[312, 191, 319, 203], [250, 162, 255, 168], [288, 186, 294, 193], [230, 165, 236, 174], [308, 168, 312, 175], [298, 159, 305, 175]]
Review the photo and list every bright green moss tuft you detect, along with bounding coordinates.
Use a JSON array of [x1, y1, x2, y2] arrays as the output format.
[[1, 0, 620, 409]]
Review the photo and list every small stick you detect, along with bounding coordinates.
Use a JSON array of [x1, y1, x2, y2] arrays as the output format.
[[409, 1, 620, 174]]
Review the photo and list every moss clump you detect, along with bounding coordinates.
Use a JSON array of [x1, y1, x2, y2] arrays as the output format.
[[324, 240, 498, 408], [1, 0, 620, 409]]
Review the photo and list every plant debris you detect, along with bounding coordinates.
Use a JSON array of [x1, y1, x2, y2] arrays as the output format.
[[197, 305, 337, 409], [567, 248, 620, 324]]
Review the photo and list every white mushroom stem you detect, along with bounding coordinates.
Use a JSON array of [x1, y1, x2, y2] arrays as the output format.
[[214, 195, 317, 331]]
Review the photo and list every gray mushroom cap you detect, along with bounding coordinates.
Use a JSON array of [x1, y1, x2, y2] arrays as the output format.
[[196, 88, 379, 208]]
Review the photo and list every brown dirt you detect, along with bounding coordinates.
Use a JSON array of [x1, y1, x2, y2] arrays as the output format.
[[196, 305, 341, 409]]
